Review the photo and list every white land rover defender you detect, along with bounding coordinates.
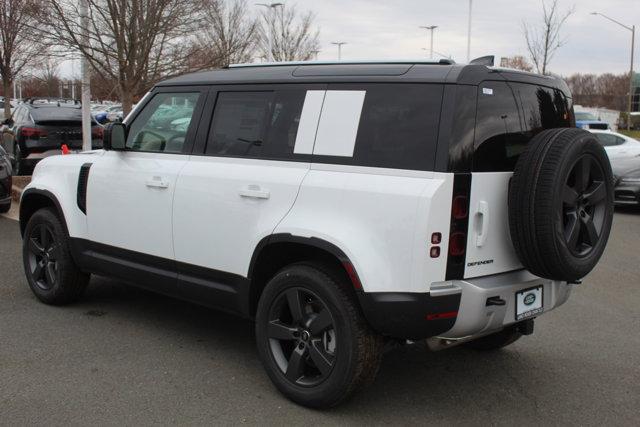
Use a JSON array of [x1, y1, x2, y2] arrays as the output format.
[[19, 61, 614, 408]]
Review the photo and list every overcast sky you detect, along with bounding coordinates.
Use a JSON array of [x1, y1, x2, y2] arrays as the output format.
[[309, 0, 639, 75], [60, 0, 639, 78]]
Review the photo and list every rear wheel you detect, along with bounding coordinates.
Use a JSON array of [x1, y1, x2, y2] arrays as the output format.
[[22, 208, 89, 305], [255, 263, 383, 408]]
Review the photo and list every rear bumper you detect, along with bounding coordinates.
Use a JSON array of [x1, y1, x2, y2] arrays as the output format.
[[431, 269, 571, 340], [358, 269, 571, 341], [614, 184, 640, 205]]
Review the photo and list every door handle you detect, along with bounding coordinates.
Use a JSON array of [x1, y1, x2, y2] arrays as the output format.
[[145, 177, 169, 189], [475, 201, 490, 247], [239, 185, 270, 199]]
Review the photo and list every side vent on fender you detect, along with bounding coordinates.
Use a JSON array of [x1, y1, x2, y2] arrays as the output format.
[[77, 163, 93, 214]]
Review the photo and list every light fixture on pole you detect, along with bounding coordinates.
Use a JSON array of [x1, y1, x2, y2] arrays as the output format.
[[331, 42, 347, 61], [419, 25, 438, 59], [591, 12, 636, 131], [256, 2, 284, 62]]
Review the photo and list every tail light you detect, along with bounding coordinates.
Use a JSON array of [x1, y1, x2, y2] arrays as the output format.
[[20, 127, 47, 139], [445, 174, 471, 280], [91, 126, 104, 139]]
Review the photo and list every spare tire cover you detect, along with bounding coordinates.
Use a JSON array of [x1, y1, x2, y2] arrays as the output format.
[[508, 128, 614, 281]]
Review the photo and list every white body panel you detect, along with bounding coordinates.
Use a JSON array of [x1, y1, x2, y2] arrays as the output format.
[[86, 151, 187, 259], [275, 164, 454, 293], [464, 172, 522, 278], [172, 156, 309, 275], [22, 151, 104, 238]]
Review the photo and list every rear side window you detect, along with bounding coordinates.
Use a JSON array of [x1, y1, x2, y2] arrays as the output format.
[[206, 90, 306, 159], [313, 84, 443, 171]]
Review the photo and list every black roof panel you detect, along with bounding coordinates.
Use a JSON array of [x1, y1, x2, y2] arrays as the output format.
[[155, 61, 571, 96]]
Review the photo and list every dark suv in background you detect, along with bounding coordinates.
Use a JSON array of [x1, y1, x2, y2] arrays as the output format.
[[0, 145, 11, 213], [0, 99, 103, 175]]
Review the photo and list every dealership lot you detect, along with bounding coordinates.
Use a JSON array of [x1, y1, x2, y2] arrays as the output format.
[[1, 211, 639, 425]]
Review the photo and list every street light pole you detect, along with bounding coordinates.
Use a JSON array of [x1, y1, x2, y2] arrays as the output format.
[[256, 3, 284, 62], [467, 0, 472, 62], [79, 0, 92, 151], [419, 26, 438, 59], [331, 42, 346, 60], [591, 12, 636, 131]]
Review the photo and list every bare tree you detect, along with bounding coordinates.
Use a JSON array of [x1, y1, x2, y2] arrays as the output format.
[[29, 59, 62, 97], [566, 72, 630, 111], [522, 0, 573, 75], [38, 0, 202, 114], [0, 0, 41, 117], [189, 0, 257, 69], [258, 4, 320, 62], [500, 55, 534, 72]]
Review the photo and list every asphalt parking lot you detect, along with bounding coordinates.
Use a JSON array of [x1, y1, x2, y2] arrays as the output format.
[[1, 210, 639, 426]]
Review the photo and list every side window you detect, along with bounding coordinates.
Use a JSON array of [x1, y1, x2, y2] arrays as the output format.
[[473, 82, 523, 172], [126, 92, 200, 153], [352, 84, 443, 170], [595, 133, 624, 147], [312, 84, 444, 171], [205, 90, 306, 159]]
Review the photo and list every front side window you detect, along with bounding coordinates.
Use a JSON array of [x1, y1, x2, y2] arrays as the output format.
[[206, 90, 306, 159], [126, 92, 200, 153]]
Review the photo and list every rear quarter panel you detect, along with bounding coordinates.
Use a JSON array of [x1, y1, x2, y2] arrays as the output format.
[[275, 164, 453, 293]]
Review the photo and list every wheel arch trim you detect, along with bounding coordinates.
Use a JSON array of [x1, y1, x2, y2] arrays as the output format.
[[20, 188, 69, 237]]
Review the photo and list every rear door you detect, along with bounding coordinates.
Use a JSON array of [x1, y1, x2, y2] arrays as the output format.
[[172, 84, 324, 301], [464, 81, 571, 278]]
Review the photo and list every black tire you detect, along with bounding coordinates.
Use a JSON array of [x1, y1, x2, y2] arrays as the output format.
[[13, 143, 30, 176], [508, 128, 614, 281], [0, 200, 10, 214], [255, 263, 383, 408], [22, 208, 89, 305], [464, 327, 522, 351]]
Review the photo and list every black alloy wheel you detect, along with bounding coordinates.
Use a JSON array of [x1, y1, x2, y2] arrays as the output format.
[[267, 287, 336, 387], [22, 208, 89, 305], [26, 223, 60, 291], [562, 154, 607, 257]]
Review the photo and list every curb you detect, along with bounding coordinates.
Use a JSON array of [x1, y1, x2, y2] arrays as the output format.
[[11, 176, 31, 202]]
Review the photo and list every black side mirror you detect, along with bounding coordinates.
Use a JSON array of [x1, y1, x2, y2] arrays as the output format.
[[103, 122, 127, 150]]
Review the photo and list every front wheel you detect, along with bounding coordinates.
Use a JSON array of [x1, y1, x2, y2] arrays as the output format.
[[22, 208, 89, 305], [255, 263, 383, 408]]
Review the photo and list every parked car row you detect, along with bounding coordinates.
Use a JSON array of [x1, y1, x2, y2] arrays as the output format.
[[0, 98, 103, 175], [590, 129, 640, 206], [0, 145, 11, 213]]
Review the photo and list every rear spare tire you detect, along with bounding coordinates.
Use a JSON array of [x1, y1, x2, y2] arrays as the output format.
[[508, 128, 613, 282]]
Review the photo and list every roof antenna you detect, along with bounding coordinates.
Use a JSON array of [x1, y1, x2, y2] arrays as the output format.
[[469, 55, 494, 66]]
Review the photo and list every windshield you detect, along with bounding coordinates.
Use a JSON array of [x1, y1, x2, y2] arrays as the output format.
[[575, 112, 598, 121]]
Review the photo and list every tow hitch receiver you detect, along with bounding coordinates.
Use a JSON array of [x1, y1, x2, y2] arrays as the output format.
[[517, 319, 535, 336]]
